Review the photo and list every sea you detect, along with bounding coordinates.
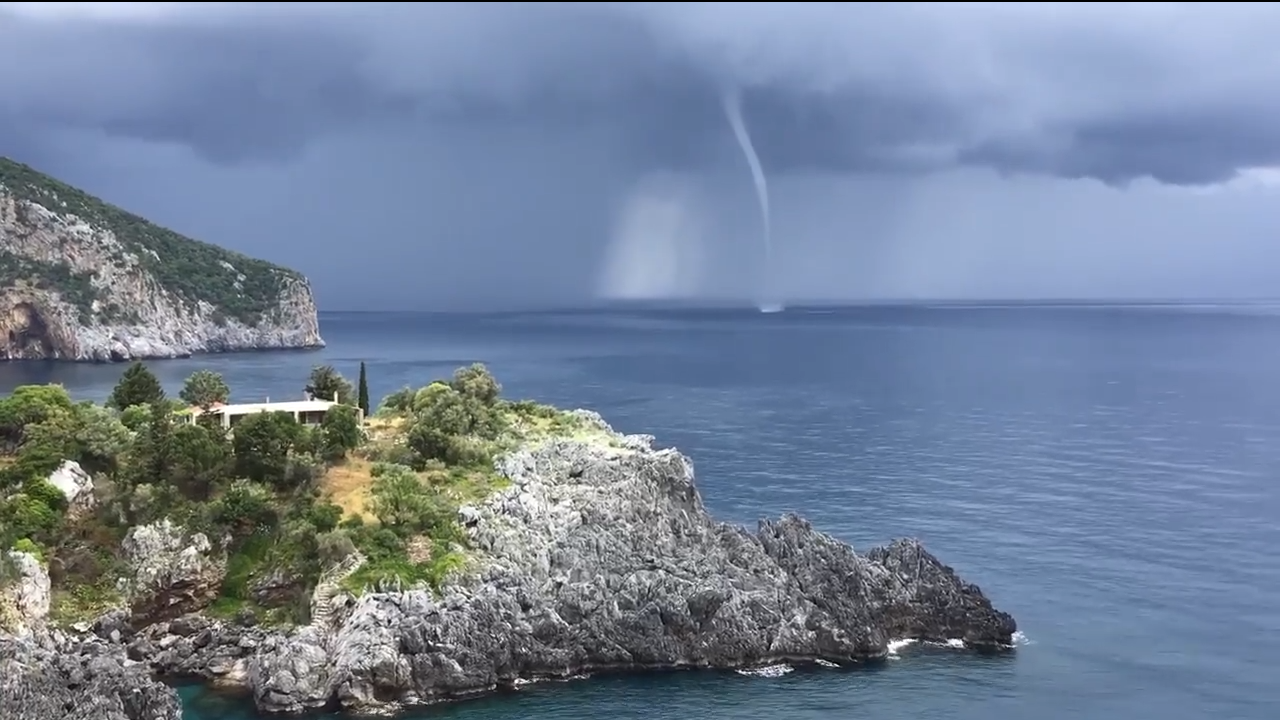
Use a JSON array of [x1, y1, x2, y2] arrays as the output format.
[[2, 304, 1277, 720]]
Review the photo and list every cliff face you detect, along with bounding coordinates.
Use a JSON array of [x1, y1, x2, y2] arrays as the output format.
[[0, 158, 324, 361]]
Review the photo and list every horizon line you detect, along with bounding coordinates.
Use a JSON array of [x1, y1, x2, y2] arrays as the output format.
[[316, 297, 1280, 314]]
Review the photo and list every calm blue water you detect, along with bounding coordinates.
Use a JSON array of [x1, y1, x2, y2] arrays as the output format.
[[5, 305, 1278, 719]]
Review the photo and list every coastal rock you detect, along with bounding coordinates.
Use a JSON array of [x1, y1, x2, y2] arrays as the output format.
[[0, 158, 324, 362], [126, 613, 268, 685], [0, 631, 181, 720], [246, 422, 1016, 715], [120, 520, 225, 626], [248, 627, 334, 714], [45, 459, 96, 516], [0, 551, 51, 636]]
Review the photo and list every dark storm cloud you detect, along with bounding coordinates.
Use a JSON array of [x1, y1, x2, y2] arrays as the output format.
[[0, 7, 409, 164], [5, 2, 1280, 185]]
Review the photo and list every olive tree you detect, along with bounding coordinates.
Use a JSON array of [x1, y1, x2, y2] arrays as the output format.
[[320, 404, 363, 460]]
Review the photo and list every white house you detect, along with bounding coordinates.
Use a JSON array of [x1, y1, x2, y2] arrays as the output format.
[[183, 395, 363, 429]]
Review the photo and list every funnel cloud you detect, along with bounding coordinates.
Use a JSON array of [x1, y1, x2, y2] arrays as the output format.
[[4, 3, 1280, 308], [721, 86, 775, 306]]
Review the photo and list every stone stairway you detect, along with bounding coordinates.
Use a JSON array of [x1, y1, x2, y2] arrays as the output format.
[[308, 551, 365, 631]]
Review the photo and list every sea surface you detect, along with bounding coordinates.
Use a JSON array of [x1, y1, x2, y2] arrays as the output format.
[[4, 305, 1278, 720]]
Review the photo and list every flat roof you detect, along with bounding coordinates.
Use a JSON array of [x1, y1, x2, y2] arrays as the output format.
[[198, 400, 340, 415]]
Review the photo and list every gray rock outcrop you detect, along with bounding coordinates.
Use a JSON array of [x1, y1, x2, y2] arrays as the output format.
[[120, 521, 226, 626], [4, 413, 1015, 717], [124, 612, 268, 686], [243, 417, 1016, 716], [0, 551, 50, 636], [45, 460, 96, 516], [0, 158, 324, 362], [0, 631, 181, 720]]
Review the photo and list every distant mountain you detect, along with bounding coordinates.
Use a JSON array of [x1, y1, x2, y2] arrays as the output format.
[[0, 157, 323, 361]]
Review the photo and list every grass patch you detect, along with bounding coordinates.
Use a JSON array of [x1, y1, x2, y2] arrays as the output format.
[[421, 463, 510, 504], [320, 458, 375, 521], [342, 547, 468, 594], [206, 595, 299, 627], [206, 595, 248, 619], [49, 580, 122, 625], [498, 401, 620, 447], [220, 533, 273, 603]]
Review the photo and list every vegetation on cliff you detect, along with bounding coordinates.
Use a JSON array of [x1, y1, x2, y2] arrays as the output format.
[[0, 361, 595, 628], [0, 250, 99, 323], [0, 156, 301, 325]]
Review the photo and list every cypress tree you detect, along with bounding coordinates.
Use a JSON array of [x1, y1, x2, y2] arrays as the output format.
[[357, 361, 370, 417]]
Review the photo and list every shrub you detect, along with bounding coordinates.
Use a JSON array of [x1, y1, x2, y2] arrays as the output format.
[[211, 480, 279, 536], [376, 386, 416, 416], [368, 463, 456, 536], [12, 538, 42, 561], [232, 411, 300, 487], [449, 363, 501, 406], [321, 405, 363, 460]]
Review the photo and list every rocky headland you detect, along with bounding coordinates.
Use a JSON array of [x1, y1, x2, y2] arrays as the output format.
[[0, 366, 1015, 719], [0, 157, 323, 361]]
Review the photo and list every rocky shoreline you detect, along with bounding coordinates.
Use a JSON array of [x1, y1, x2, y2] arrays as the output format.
[[0, 413, 1016, 719]]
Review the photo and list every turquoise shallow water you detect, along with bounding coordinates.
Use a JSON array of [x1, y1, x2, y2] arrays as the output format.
[[7, 305, 1279, 719]]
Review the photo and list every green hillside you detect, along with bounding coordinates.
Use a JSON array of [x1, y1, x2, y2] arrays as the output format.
[[0, 157, 300, 325]]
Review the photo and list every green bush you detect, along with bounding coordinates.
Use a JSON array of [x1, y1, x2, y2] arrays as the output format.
[[321, 405, 362, 459], [376, 386, 416, 416], [305, 365, 354, 405], [119, 404, 152, 432], [11, 538, 42, 561], [368, 463, 456, 536], [179, 370, 230, 410], [449, 363, 502, 406], [307, 502, 343, 534], [22, 478, 67, 512], [0, 384, 74, 445], [0, 493, 61, 547], [232, 411, 300, 487], [211, 480, 279, 536]]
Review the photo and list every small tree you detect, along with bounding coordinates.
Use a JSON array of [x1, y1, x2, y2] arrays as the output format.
[[368, 463, 453, 534], [450, 363, 501, 406], [121, 400, 176, 489], [107, 362, 165, 411], [232, 411, 300, 487], [321, 405, 363, 460], [305, 365, 355, 405], [168, 424, 232, 500], [179, 370, 230, 410], [23, 402, 131, 476], [0, 384, 75, 446], [357, 362, 371, 417]]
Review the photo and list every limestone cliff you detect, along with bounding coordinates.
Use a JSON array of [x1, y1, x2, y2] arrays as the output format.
[[0, 157, 324, 361]]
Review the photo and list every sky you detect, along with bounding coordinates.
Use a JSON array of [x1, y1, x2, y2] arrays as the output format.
[[4, 2, 1280, 310]]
